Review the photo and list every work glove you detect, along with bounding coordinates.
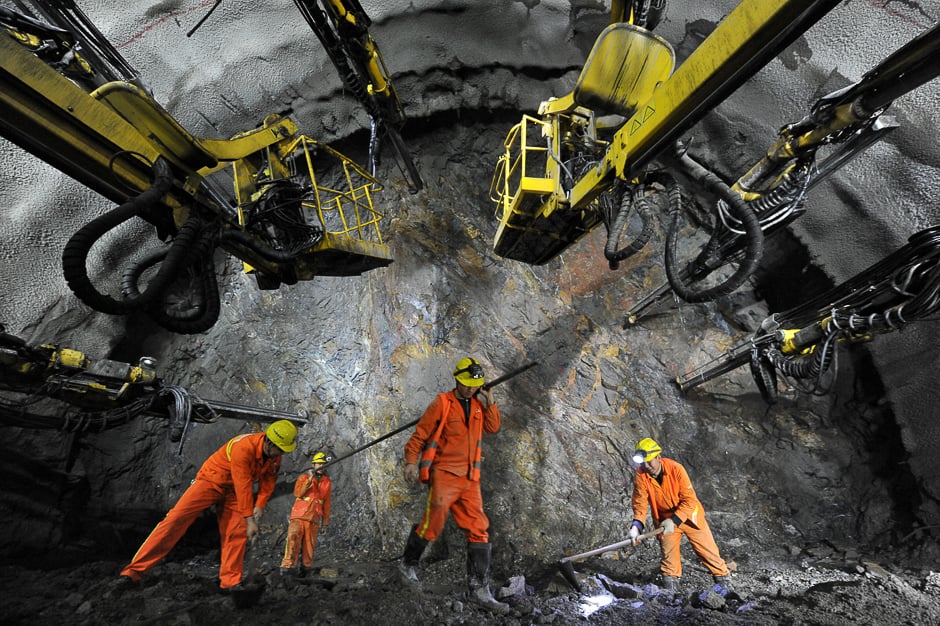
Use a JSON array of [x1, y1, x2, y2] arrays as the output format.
[[660, 518, 676, 535], [404, 462, 419, 484], [246, 515, 260, 541], [628, 521, 643, 546]]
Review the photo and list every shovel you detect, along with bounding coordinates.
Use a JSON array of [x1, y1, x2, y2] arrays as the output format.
[[230, 536, 266, 609], [557, 527, 664, 592]]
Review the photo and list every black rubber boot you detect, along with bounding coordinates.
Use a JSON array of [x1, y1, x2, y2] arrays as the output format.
[[467, 542, 510, 614], [713, 575, 733, 592], [662, 575, 680, 592], [398, 525, 428, 586]]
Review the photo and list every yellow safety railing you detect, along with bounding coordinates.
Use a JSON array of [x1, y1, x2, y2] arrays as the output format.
[[290, 135, 385, 244], [489, 114, 553, 224]]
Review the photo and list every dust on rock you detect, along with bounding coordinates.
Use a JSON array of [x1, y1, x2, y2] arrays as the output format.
[[3, 541, 940, 625]]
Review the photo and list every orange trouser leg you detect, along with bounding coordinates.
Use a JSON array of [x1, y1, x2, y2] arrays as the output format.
[[280, 519, 314, 569], [121, 479, 223, 581], [684, 518, 729, 577], [658, 517, 729, 578], [281, 520, 303, 569], [301, 522, 319, 568], [449, 479, 489, 543], [417, 471, 489, 543], [659, 529, 684, 578], [217, 489, 248, 589]]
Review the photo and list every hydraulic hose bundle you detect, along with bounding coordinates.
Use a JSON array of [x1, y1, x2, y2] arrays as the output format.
[[0, 327, 308, 449], [603, 180, 656, 270], [664, 148, 764, 303], [677, 225, 940, 404], [62, 158, 225, 334]]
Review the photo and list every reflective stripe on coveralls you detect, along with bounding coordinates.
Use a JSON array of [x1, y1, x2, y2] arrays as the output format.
[[418, 415, 448, 483], [121, 432, 280, 588], [405, 392, 498, 481], [404, 391, 500, 543], [281, 473, 332, 569], [631, 456, 729, 578]]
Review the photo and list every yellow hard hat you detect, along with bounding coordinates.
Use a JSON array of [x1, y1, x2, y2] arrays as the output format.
[[265, 420, 298, 452], [454, 357, 485, 387], [633, 437, 662, 463], [311, 452, 329, 464]]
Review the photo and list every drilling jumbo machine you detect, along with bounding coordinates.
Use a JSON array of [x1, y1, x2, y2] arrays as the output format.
[[0, 0, 423, 335], [489, 0, 940, 401], [490, 0, 938, 314], [0, 0, 422, 438]]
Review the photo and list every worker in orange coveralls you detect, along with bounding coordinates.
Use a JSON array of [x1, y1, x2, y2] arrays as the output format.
[[119, 420, 298, 590], [629, 437, 733, 594], [279, 451, 332, 577], [398, 356, 509, 614]]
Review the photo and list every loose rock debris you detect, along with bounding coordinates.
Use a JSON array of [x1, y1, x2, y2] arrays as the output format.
[[3, 544, 940, 625]]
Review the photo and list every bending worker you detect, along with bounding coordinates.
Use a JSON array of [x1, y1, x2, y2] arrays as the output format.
[[628, 437, 733, 593], [399, 357, 509, 614], [280, 451, 332, 577], [120, 420, 298, 590]]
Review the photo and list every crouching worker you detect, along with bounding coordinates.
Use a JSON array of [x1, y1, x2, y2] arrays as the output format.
[[119, 420, 298, 590], [399, 357, 509, 614], [628, 437, 733, 593], [280, 451, 332, 577]]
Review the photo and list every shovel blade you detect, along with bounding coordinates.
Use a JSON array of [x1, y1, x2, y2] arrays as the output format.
[[558, 560, 582, 592], [230, 537, 266, 608], [230, 583, 265, 609]]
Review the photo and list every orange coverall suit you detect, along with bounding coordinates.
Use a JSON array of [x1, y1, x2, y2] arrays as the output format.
[[404, 391, 500, 543], [121, 432, 280, 589], [280, 472, 332, 570], [631, 457, 730, 579]]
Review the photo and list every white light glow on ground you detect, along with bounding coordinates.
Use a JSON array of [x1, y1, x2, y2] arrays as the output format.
[[580, 592, 615, 617]]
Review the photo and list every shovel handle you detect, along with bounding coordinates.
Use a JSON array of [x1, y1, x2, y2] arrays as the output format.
[[559, 526, 664, 564]]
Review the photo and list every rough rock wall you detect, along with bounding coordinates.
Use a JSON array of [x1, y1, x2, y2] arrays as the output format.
[[1, 0, 939, 565]]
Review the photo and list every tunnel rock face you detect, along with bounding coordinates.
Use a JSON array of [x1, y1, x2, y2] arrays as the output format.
[[1, 0, 939, 570]]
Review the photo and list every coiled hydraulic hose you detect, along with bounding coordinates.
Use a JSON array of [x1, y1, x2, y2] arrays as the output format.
[[749, 345, 779, 405], [121, 225, 221, 334], [220, 227, 321, 264], [604, 181, 655, 270], [767, 330, 839, 386], [664, 148, 763, 303], [62, 158, 201, 315]]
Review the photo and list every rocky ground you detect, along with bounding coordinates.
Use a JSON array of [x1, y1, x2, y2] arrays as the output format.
[[3, 530, 939, 626]]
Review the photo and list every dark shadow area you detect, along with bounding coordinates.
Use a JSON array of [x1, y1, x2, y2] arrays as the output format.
[[750, 227, 920, 543], [750, 228, 834, 314]]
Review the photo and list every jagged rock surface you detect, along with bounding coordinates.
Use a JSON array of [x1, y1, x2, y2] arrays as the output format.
[[1, 1, 940, 624]]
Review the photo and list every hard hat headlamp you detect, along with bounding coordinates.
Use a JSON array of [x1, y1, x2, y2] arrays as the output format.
[[454, 357, 486, 387], [454, 363, 485, 380], [633, 437, 662, 464]]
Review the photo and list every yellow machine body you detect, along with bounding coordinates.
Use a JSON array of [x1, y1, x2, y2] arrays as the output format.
[[491, 0, 841, 265], [0, 26, 390, 286]]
